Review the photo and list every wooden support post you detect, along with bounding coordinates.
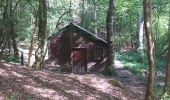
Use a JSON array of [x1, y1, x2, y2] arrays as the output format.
[[21, 52, 24, 65]]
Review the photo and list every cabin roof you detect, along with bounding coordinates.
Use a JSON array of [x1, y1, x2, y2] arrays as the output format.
[[48, 23, 107, 45]]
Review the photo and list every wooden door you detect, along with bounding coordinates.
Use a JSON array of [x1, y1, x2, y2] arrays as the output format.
[[72, 48, 87, 74]]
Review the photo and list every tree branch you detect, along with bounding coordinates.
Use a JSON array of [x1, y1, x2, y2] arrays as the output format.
[[12, 0, 22, 12], [54, 10, 71, 30], [26, 0, 36, 12]]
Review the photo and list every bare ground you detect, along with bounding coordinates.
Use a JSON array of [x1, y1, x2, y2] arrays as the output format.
[[0, 61, 145, 100]]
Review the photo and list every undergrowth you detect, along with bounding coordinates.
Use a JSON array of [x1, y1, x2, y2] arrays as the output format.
[[0, 54, 20, 63], [115, 51, 166, 74], [115, 51, 167, 98]]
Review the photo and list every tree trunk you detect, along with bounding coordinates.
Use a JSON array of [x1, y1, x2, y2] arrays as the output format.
[[81, 0, 85, 27], [164, 4, 170, 94], [10, 0, 19, 56], [32, 0, 47, 70], [105, 0, 115, 72], [0, 0, 10, 55], [143, 0, 156, 99], [92, 0, 97, 35], [11, 23, 19, 56], [136, 12, 144, 50], [136, 11, 144, 61], [0, 0, 19, 56], [28, 13, 38, 68]]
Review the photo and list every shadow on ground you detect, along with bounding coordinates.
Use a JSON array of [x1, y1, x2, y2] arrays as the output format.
[[0, 61, 145, 100]]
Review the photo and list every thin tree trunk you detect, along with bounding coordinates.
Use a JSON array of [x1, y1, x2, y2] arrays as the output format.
[[143, 0, 156, 99], [28, 13, 38, 68], [92, 0, 97, 35], [32, 0, 47, 70], [164, 29, 170, 94], [105, 0, 115, 72], [136, 12, 143, 50], [11, 25, 19, 56], [81, 0, 85, 27], [0, 0, 9, 55], [10, 8, 19, 56], [137, 12, 144, 61], [164, 3, 170, 94]]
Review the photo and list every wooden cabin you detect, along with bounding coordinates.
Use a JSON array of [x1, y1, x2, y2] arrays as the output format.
[[48, 23, 107, 73]]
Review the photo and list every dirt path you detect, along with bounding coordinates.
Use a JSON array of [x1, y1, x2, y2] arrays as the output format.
[[114, 60, 146, 100]]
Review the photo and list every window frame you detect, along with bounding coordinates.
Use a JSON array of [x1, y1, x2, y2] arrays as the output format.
[[93, 47, 104, 60]]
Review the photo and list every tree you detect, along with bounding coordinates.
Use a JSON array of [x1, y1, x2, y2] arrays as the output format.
[[80, 0, 85, 27], [105, 0, 115, 72], [26, 0, 38, 68], [0, 0, 19, 57], [136, 0, 144, 61], [92, 0, 97, 35], [143, 0, 156, 99], [164, 2, 170, 94], [32, 0, 47, 70]]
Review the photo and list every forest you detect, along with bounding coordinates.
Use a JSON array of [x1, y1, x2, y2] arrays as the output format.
[[0, 0, 170, 100]]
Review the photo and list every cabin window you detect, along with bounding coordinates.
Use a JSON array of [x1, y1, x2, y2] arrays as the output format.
[[94, 48, 103, 59]]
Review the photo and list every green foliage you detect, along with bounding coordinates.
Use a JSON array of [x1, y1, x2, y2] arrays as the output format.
[[0, 0, 168, 52], [0, 55, 20, 63], [115, 51, 166, 74], [156, 56, 167, 70], [161, 93, 170, 100], [113, 32, 135, 46], [115, 51, 147, 74]]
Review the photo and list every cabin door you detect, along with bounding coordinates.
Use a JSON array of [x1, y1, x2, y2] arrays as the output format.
[[72, 48, 87, 74]]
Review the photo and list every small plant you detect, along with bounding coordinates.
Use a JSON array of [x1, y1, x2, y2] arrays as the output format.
[[107, 79, 123, 88]]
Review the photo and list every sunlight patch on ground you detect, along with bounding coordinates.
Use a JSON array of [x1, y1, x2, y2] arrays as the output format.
[[23, 85, 68, 100], [126, 86, 144, 95], [66, 90, 81, 97], [0, 96, 4, 100], [0, 69, 9, 77], [68, 74, 127, 99], [115, 60, 124, 69], [3, 63, 11, 67], [10, 71, 25, 78]]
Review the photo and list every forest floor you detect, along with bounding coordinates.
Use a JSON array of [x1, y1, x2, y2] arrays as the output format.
[[0, 59, 146, 100]]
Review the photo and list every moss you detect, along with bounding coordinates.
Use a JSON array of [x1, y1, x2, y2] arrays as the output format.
[[107, 79, 123, 88]]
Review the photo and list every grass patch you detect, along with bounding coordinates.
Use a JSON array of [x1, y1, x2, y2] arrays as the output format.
[[115, 51, 166, 74]]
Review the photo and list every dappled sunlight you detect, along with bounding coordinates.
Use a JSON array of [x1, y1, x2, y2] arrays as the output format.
[[10, 71, 25, 78], [66, 90, 82, 97], [23, 85, 68, 100], [2, 63, 12, 67], [0, 69, 9, 77], [0, 62, 145, 99], [146, 22, 150, 28], [33, 71, 51, 79], [33, 71, 64, 84], [126, 85, 145, 95], [67, 74, 128, 99], [115, 60, 124, 69]]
